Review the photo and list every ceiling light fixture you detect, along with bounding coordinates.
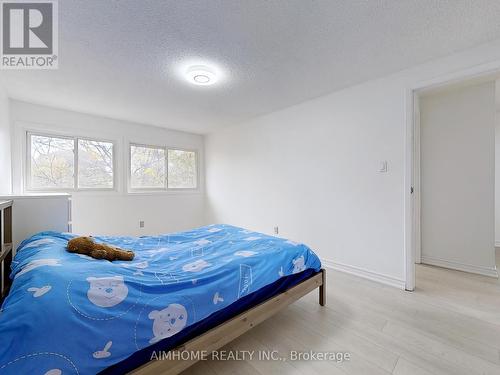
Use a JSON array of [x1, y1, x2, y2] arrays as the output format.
[[186, 65, 217, 86]]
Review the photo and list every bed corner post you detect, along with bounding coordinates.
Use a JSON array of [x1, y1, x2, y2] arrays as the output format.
[[319, 268, 326, 306]]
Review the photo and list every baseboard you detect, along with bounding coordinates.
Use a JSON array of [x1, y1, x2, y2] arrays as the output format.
[[321, 258, 406, 290], [421, 256, 499, 278]]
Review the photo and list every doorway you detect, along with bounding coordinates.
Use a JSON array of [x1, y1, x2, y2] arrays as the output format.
[[409, 74, 500, 290]]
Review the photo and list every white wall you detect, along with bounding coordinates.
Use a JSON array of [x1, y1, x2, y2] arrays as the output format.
[[205, 38, 500, 288], [10, 100, 205, 236], [420, 82, 497, 276], [0, 82, 11, 194]]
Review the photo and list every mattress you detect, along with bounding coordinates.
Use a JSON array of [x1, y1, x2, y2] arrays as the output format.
[[0, 224, 321, 374]]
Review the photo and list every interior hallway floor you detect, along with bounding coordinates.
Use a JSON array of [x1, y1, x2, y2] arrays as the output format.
[[184, 250, 500, 375]]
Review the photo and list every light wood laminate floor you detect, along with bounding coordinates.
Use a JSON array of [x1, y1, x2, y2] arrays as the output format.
[[183, 251, 500, 375]]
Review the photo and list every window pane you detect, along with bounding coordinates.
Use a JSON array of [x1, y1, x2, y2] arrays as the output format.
[[30, 134, 75, 189], [130, 145, 166, 189], [168, 149, 197, 189], [78, 139, 114, 188]]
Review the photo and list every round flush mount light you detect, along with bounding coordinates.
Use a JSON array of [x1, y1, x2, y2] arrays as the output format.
[[186, 65, 217, 86]]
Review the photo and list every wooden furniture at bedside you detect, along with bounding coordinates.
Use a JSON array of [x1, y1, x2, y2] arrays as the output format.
[[0, 200, 13, 300]]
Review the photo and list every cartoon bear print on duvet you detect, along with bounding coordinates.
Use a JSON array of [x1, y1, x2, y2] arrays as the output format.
[[148, 303, 188, 343], [86, 276, 129, 307], [182, 259, 211, 272], [292, 255, 306, 274]]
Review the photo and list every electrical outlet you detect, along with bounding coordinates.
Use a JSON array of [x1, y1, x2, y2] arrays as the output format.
[[139, 221, 145, 228], [274, 226, 279, 235]]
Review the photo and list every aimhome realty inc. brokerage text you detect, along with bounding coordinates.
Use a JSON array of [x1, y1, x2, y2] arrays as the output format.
[[150, 350, 352, 363]]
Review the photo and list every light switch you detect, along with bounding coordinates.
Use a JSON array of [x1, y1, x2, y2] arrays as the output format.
[[379, 161, 388, 173]]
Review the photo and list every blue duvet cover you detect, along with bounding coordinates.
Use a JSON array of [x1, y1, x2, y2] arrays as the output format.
[[0, 224, 321, 374]]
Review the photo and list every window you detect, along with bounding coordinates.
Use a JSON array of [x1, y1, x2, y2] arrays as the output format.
[[27, 132, 115, 191], [29, 134, 75, 189], [167, 149, 197, 189], [130, 145, 166, 189], [78, 139, 114, 189], [129, 144, 197, 190]]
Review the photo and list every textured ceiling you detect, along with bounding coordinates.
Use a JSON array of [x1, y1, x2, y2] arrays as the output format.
[[2, 0, 500, 134]]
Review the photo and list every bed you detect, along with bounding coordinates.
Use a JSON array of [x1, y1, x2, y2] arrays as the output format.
[[0, 224, 324, 374]]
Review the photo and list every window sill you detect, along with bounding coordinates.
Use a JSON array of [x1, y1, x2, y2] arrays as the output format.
[[126, 189, 202, 196], [20, 191, 204, 198]]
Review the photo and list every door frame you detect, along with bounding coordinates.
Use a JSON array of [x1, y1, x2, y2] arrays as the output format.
[[404, 61, 500, 291]]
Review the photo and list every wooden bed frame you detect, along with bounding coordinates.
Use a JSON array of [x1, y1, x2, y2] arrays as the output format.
[[130, 268, 326, 375]]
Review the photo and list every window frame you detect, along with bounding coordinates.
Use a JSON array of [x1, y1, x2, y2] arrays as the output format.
[[26, 131, 117, 192], [128, 142, 199, 192]]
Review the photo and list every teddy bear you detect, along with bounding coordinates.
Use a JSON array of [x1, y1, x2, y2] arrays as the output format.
[[67, 236, 135, 261]]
